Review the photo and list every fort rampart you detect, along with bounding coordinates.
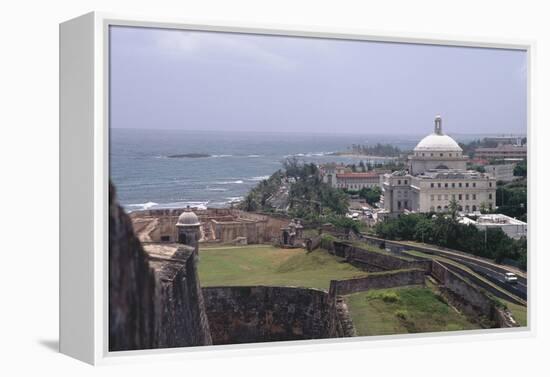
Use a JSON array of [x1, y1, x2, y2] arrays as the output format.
[[332, 241, 431, 272], [202, 286, 349, 345], [432, 261, 518, 328], [130, 208, 289, 244], [329, 269, 426, 296], [109, 185, 212, 351]]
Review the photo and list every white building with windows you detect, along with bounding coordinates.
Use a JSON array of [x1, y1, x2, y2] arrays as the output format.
[[320, 163, 383, 190], [460, 214, 527, 239], [484, 163, 516, 182], [381, 116, 496, 216]]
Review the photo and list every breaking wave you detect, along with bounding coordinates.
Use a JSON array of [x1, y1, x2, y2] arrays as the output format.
[[247, 175, 270, 181], [217, 180, 244, 184], [284, 151, 335, 158]]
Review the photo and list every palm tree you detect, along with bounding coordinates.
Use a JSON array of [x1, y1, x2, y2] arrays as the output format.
[[448, 198, 459, 221]]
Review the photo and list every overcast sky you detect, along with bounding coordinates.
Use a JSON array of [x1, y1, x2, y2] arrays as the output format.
[[109, 26, 527, 135]]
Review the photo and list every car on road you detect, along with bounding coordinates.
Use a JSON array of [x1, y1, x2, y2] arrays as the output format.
[[504, 272, 518, 284]]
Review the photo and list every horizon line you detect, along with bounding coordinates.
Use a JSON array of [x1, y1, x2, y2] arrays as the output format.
[[110, 127, 526, 137]]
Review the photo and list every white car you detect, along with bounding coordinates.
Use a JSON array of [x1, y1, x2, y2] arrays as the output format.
[[504, 272, 518, 284]]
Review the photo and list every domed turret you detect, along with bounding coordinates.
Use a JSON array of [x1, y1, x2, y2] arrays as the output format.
[[176, 210, 200, 227], [176, 207, 201, 254]]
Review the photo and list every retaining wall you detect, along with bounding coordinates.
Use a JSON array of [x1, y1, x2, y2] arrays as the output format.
[[202, 286, 350, 345], [332, 241, 431, 272], [432, 261, 518, 328], [329, 269, 425, 296], [109, 184, 212, 351]]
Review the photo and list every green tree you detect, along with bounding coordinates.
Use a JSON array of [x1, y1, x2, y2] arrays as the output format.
[[448, 198, 459, 221], [514, 160, 527, 177], [358, 186, 382, 205]]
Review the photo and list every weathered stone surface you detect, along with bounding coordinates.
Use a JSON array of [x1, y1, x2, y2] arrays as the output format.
[[329, 269, 426, 296], [334, 296, 357, 337], [129, 208, 289, 244], [202, 286, 351, 345], [431, 261, 519, 328], [332, 241, 431, 272], [109, 183, 212, 351]]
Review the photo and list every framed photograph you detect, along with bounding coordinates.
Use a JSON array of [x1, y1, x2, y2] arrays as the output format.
[[60, 12, 533, 365]]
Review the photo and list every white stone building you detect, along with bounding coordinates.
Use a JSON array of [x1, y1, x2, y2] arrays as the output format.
[[484, 163, 516, 182], [320, 163, 382, 190], [381, 116, 496, 216], [460, 214, 527, 239]]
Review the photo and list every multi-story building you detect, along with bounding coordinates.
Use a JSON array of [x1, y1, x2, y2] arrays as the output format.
[[460, 214, 527, 239], [321, 163, 382, 190], [483, 136, 524, 146], [334, 172, 381, 190], [484, 163, 516, 182], [381, 116, 496, 216], [475, 144, 527, 160]]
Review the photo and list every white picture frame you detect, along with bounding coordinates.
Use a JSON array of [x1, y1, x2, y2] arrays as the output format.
[[59, 11, 535, 365]]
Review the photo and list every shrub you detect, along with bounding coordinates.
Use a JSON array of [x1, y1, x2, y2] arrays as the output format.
[[381, 292, 400, 303], [395, 309, 408, 320]]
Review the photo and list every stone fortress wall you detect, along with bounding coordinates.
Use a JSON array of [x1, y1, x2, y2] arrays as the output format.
[[111, 189, 520, 351], [109, 185, 212, 351], [130, 208, 289, 245], [202, 286, 349, 345], [431, 261, 518, 328], [322, 238, 520, 328], [329, 269, 426, 296], [331, 240, 432, 272]]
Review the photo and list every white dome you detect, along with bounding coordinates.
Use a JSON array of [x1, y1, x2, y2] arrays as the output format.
[[176, 211, 200, 227], [414, 133, 462, 152]]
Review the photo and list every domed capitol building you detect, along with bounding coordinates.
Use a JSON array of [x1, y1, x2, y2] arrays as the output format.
[[381, 116, 496, 216]]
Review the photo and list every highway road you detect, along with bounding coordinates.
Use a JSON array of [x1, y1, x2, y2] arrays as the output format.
[[360, 234, 528, 302]]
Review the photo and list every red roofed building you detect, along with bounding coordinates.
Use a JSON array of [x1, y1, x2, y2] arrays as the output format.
[[322, 171, 380, 190], [335, 172, 381, 190]]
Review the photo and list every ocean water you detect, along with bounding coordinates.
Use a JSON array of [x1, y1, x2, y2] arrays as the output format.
[[110, 128, 477, 211]]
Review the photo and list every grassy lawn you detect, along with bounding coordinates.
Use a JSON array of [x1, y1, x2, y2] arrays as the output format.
[[499, 300, 528, 327], [346, 285, 480, 336], [198, 245, 368, 290]]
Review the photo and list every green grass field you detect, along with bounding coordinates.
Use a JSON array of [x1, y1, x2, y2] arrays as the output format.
[[198, 245, 368, 290], [346, 285, 480, 336], [500, 300, 528, 327], [198, 244, 485, 335]]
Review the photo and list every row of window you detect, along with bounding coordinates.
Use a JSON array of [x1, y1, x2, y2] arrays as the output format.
[[337, 184, 377, 189], [396, 179, 408, 185], [429, 181, 493, 189], [417, 152, 461, 157], [430, 193, 493, 201], [429, 204, 492, 213]]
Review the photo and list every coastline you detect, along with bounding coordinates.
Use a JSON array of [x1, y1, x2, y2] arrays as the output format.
[[328, 153, 398, 160]]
